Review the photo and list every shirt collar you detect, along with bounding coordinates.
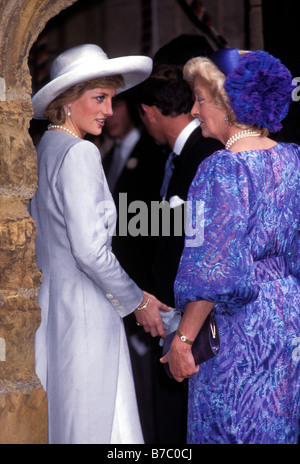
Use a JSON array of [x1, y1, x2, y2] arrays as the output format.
[[173, 118, 200, 156]]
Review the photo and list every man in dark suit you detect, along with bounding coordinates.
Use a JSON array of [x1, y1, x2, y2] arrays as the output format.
[[136, 64, 223, 308], [104, 92, 167, 296]]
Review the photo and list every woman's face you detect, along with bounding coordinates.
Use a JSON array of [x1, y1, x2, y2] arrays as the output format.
[[69, 87, 116, 138], [191, 78, 227, 143]]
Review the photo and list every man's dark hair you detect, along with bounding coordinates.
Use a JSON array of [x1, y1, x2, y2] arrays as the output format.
[[134, 64, 194, 117], [153, 33, 214, 70]]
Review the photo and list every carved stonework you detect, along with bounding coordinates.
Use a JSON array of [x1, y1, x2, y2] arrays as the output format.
[[0, 0, 77, 444]]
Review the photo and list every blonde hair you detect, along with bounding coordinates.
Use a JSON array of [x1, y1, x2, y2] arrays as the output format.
[[183, 56, 268, 136], [45, 75, 125, 125]]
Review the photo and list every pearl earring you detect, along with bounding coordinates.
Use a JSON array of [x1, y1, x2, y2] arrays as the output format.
[[67, 105, 71, 117], [224, 115, 229, 124]]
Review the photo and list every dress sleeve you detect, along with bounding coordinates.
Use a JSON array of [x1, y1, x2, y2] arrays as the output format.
[[174, 151, 257, 312], [56, 140, 143, 317]]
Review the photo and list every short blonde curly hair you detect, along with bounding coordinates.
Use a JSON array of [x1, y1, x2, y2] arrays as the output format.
[[183, 56, 268, 136]]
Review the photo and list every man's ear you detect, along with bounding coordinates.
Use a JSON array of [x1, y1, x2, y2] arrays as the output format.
[[141, 104, 156, 123]]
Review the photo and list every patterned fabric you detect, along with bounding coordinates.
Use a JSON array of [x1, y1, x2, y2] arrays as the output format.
[[174, 143, 300, 444]]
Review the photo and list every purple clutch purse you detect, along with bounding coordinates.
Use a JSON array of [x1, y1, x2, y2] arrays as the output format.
[[162, 312, 220, 379]]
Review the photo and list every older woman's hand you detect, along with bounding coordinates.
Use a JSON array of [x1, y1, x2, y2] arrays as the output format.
[[134, 291, 172, 338], [159, 299, 215, 382], [160, 335, 200, 382]]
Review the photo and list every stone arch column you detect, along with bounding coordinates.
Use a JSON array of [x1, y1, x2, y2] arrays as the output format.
[[0, 0, 77, 444]]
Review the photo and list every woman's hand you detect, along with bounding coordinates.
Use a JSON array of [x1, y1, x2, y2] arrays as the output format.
[[134, 291, 171, 338], [160, 335, 200, 382], [160, 299, 216, 382]]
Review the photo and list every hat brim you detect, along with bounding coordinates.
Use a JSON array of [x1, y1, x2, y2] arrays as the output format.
[[32, 55, 152, 119]]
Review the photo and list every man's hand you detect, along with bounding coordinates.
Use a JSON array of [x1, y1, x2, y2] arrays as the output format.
[[134, 291, 171, 338]]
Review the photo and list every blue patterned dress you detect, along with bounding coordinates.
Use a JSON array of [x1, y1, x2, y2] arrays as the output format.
[[174, 143, 300, 444]]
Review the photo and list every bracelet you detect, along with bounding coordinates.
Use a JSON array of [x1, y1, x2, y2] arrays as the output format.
[[176, 329, 194, 345], [136, 296, 150, 311]]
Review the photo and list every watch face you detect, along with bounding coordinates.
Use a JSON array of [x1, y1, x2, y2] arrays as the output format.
[[177, 330, 193, 345]]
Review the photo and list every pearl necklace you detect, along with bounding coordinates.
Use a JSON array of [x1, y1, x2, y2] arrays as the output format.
[[48, 124, 79, 139], [225, 129, 260, 150]]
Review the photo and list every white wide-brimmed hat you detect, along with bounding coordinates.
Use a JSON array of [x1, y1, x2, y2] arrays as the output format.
[[32, 44, 153, 119]]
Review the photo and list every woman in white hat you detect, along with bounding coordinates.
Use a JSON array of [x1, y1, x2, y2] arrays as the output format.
[[30, 44, 170, 444]]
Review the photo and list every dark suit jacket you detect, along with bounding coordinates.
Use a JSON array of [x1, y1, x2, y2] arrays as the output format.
[[153, 126, 223, 307], [104, 128, 168, 294]]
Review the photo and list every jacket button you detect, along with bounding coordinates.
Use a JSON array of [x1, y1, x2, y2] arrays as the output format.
[[106, 293, 113, 299]]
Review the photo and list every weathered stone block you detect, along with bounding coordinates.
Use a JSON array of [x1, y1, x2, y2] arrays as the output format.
[[0, 382, 47, 444], [0, 108, 38, 197], [0, 306, 41, 382], [0, 215, 42, 292]]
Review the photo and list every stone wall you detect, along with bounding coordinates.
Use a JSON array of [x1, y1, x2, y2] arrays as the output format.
[[0, 0, 77, 444]]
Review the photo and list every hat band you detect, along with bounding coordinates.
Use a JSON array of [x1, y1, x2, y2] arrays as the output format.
[[211, 48, 241, 76]]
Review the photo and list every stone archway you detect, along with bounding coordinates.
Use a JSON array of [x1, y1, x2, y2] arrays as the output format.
[[0, 0, 77, 444]]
